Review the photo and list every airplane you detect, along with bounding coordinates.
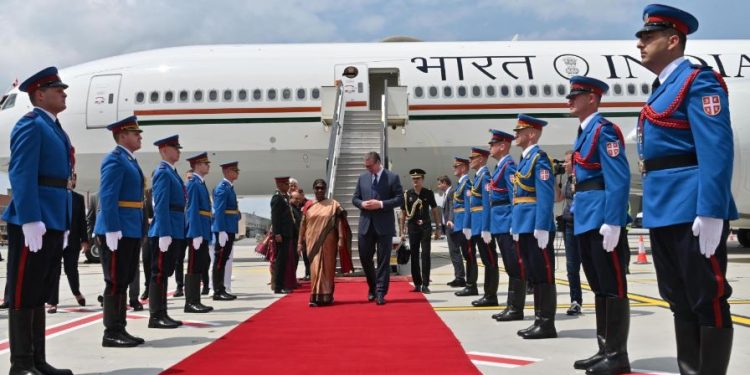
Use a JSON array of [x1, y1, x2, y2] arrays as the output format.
[[1, 38, 749, 245]]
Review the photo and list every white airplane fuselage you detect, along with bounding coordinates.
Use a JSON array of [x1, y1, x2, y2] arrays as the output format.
[[1, 40, 749, 227]]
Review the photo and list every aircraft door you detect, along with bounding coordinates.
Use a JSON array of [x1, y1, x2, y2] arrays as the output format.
[[334, 64, 368, 111], [86, 74, 122, 128]]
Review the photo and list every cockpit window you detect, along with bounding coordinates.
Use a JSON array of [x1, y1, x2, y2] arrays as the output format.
[[1, 93, 17, 110]]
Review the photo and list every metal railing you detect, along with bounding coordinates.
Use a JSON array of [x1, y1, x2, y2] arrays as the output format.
[[381, 80, 389, 168], [325, 85, 346, 199]]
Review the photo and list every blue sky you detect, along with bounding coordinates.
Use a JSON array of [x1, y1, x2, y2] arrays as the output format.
[[1, 0, 748, 217]]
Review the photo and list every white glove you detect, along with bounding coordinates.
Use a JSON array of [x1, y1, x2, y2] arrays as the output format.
[[692, 216, 723, 258], [533, 229, 549, 249], [599, 224, 621, 253], [218, 231, 228, 247], [105, 231, 122, 251], [511, 228, 519, 242], [22, 221, 46, 253], [63, 230, 70, 249], [462, 228, 471, 239], [192, 236, 203, 249], [158, 236, 172, 252], [481, 231, 492, 244]]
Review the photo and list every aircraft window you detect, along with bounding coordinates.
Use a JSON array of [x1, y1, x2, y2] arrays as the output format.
[[471, 85, 481, 97], [557, 84, 566, 96], [457, 86, 467, 98], [208, 90, 218, 102], [238, 89, 248, 101], [428, 86, 438, 98], [613, 84, 623, 95], [528, 85, 538, 97], [0, 93, 16, 110], [414, 86, 424, 98], [443, 86, 453, 98], [223, 90, 233, 101], [641, 83, 650, 95], [311, 88, 320, 99], [149, 91, 159, 103], [164, 91, 174, 103], [282, 88, 292, 100], [193, 90, 203, 102], [500, 85, 510, 97], [485, 85, 496, 97], [135, 92, 145, 104], [267, 89, 277, 100], [627, 83, 636, 95], [514, 85, 524, 97], [179, 90, 188, 102], [296, 88, 306, 100], [252, 89, 262, 101], [542, 84, 552, 97]]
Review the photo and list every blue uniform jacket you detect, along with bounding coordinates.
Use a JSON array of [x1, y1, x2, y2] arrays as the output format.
[[451, 175, 471, 233], [212, 179, 239, 234], [490, 156, 516, 234], [186, 174, 212, 240], [148, 161, 186, 239], [464, 166, 491, 236], [94, 146, 144, 238], [639, 60, 738, 227], [2, 108, 72, 231], [573, 114, 630, 235], [512, 145, 555, 233]]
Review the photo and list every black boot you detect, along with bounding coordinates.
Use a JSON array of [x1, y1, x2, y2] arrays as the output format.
[[213, 267, 236, 301], [118, 294, 144, 345], [32, 307, 73, 375], [674, 319, 700, 375], [161, 281, 183, 327], [9, 308, 41, 375], [698, 326, 732, 375], [521, 283, 557, 339], [574, 296, 607, 369], [184, 274, 212, 313], [517, 284, 541, 336], [586, 298, 630, 374], [454, 285, 479, 297], [139, 287, 149, 301], [494, 278, 525, 321], [148, 282, 179, 329], [102, 294, 140, 347]]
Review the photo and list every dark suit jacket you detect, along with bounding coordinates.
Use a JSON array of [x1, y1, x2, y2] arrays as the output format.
[[68, 191, 88, 250], [352, 168, 404, 236], [271, 191, 294, 240], [443, 185, 454, 225]]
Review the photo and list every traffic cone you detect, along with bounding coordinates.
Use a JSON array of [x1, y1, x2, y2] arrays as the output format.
[[635, 235, 649, 264]]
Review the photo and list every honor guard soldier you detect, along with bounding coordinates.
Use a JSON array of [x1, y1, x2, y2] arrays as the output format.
[[2, 67, 74, 374], [147, 135, 186, 329], [463, 147, 498, 307], [566, 76, 632, 374], [183, 153, 214, 313], [511, 114, 557, 339], [212, 161, 241, 300], [271, 176, 295, 294], [95, 116, 146, 347], [451, 157, 478, 297], [399, 169, 440, 294], [486, 130, 525, 322], [636, 5, 736, 374]]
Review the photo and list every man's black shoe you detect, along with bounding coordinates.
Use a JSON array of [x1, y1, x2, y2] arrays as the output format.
[[455, 287, 479, 297], [472, 296, 499, 307], [201, 286, 210, 295], [0, 301, 9, 309], [368, 293, 376, 302], [566, 302, 582, 316], [140, 290, 149, 301], [411, 286, 421, 292], [130, 300, 144, 311], [421, 286, 431, 294], [447, 279, 467, 288], [213, 291, 237, 301], [173, 286, 184, 297], [274, 289, 292, 294], [376, 296, 386, 305]]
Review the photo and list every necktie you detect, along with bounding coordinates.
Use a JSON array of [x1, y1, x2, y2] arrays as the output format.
[[652, 78, 661, 92], [372, 174, 379, 199], [577, 126, 583, 137]]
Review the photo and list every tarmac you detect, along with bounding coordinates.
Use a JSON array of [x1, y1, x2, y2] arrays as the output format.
[[0, 230, 747, 374]]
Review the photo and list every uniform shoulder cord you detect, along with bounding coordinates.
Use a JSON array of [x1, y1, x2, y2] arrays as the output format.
[[403, 191, 423, 220]]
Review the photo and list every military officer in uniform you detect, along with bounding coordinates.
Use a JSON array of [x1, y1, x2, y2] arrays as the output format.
[[463, 147, 498, 307], [183, 153, 214, 313], [399, 169, 440, 294], [636, 5, 736, 374], [486, 130, 525, 322], [95, 116, 147, 347], [147, 135, 186, 329], [212, 162, 241, 300], [271, 176, 295, 294], [450, 157, 478, 297], [566, 76, 631, 374], [3, 67, 74, 374], [511, 114, 557, 340]]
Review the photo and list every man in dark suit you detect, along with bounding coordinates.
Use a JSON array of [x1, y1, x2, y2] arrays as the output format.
[[437, 175, 465, 287], [352, 152, 403, 305]]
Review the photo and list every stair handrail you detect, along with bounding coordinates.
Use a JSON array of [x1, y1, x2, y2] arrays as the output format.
[[326, 84, 346, 199], [381, 80, 389, 168]]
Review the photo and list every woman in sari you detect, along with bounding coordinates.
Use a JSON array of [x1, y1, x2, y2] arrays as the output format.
[[297, 179, 350, 307]]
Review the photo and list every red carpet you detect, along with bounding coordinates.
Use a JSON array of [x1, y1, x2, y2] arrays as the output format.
[[163, 279, 479, 374]]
